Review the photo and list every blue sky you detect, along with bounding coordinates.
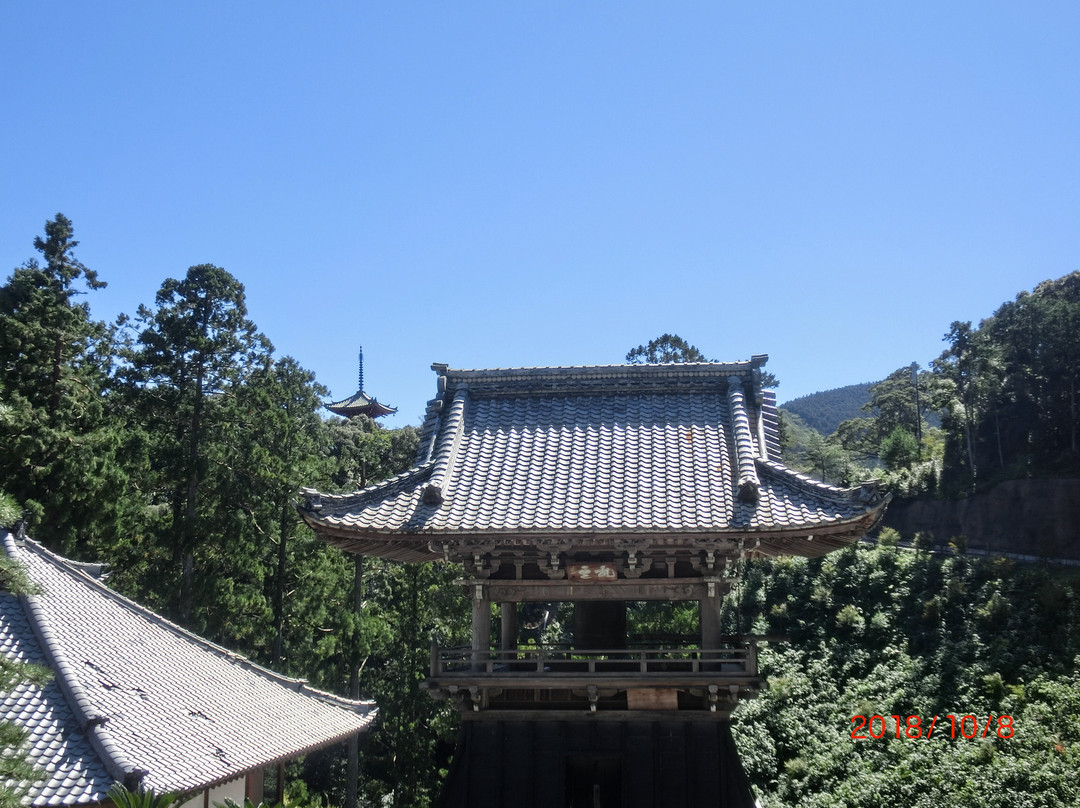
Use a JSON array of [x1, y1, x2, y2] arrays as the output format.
[[3, 2, 1079, 427]]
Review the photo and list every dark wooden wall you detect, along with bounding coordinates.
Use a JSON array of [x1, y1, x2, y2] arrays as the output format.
[[435, 719, 757, 808]]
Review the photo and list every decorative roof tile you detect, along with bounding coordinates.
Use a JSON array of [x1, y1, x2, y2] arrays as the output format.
[[1, 535, 376, 805]]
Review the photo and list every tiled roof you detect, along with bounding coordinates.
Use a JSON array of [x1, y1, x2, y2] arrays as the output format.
[[1, 534, 376, 806], [300, 362, 889, 560], [325, 389, 397, 419]]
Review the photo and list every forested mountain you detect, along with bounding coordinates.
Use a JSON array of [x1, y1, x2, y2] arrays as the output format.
[[3, 217, 1080, 807], [780, 382, 875, 436], [780, 271, 1080, 501]]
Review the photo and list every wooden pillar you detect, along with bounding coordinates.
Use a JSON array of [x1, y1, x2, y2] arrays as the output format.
[[700, 582, 723, 655], [472, 584, 491, 670], [499, 602, 517, 654]]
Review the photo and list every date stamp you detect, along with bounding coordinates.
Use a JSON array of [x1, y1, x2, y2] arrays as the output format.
[[850, 714, 1014, 740]]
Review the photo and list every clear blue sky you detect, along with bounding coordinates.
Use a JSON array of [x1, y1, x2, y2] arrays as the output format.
[[3, 2, 1078, 427]]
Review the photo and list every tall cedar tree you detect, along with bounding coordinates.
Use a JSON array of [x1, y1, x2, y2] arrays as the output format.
[[0, 215, 125, 554], [229, 356, 332, 667], [119, 264, 272, 628]]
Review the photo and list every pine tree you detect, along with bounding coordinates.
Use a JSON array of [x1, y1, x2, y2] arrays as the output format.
[[0, 215, 124, 554], [118, 264, 272, 627]]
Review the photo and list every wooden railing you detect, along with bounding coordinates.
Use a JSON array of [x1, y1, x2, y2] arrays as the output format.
[[430, 644, 757, 678]]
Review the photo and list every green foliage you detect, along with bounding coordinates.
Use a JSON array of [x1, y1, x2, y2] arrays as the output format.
[[108, 785, 181, 808], [783, 424, 865, 487], [730, 542, 1080, 806], [0, 492, 18, 529], [930, 272, 1080, 493], [880, 426, 920, 471], [9, 223, 1079, 807], [216, 798, 297, 808], [116, 264, 273, 628], [0, 214, 129, 554], [625, 333, 707, 364], [626, 600, 699, 640], [0, 218, 463, 807], [0, 720, 39, 808], [0, 394, 18, 528], [777, 410, 820, 461], [355, 560, 468, 808]]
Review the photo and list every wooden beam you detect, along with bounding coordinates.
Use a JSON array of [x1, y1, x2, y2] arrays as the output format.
[[475, 578, 713, 602]]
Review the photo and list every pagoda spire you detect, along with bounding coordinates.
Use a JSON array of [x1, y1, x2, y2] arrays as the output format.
[[326, 346, 397, 419]]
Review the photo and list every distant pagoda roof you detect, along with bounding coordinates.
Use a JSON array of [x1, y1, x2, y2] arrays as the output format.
[[326, 346, 396, 418], [300, 359, 890, 563], [325, 390, 397, 419]]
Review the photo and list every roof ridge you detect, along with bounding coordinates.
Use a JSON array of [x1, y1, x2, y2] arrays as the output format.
[[755, 456, 883, 502], [8, 534, 375, 715], [727, 376, 761, 502], [421, 387, 469, 505], [302, 459, 436, 512], [436, 360, 767, 373]]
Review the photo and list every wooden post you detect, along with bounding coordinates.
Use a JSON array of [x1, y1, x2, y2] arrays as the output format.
[[499, 601, 517, 656], [700, 581, 723, 665], [472, 584, 490, 670]]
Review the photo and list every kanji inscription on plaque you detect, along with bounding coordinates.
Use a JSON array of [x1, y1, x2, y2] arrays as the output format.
[[567, 563, 618, 582]]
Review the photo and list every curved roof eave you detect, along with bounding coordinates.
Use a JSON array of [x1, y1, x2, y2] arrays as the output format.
[[308, 498, 889, 560]]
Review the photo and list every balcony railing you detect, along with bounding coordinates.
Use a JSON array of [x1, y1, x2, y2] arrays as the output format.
[[430, 644, 758, 679]]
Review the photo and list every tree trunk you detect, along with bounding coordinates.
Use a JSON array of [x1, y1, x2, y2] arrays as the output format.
[[271, 498, 290, 666], [346, 554, 364, 808], [963, 398, 977, 488], [50, 335, 64, 414], [180, 362, 204, 624]]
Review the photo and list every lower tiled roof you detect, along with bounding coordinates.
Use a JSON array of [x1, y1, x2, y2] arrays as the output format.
[[1, 534, 376, 805], [1, 592, 113, 806]]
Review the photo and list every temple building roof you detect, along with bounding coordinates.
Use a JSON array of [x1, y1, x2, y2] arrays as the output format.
[[300, 360, 889, 563], [1, 533, 376, 806]]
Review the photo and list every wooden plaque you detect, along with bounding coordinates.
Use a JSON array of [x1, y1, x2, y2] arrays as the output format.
[[567, 563, 618, 582]]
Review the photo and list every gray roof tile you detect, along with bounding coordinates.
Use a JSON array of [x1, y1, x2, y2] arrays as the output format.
[[2, 535, 376, 805], [301, 362, 888, 559]]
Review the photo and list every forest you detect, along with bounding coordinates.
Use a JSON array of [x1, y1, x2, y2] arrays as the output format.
[[780, 270, 1080, 505], [2, 215, 1079, 806]]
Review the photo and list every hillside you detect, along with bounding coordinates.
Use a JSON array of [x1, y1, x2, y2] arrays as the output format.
[[780, 382, 876, 436]]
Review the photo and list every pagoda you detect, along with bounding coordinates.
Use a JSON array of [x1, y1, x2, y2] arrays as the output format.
[[299, 358, 890, 808], [326, 347, 397, 419]]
